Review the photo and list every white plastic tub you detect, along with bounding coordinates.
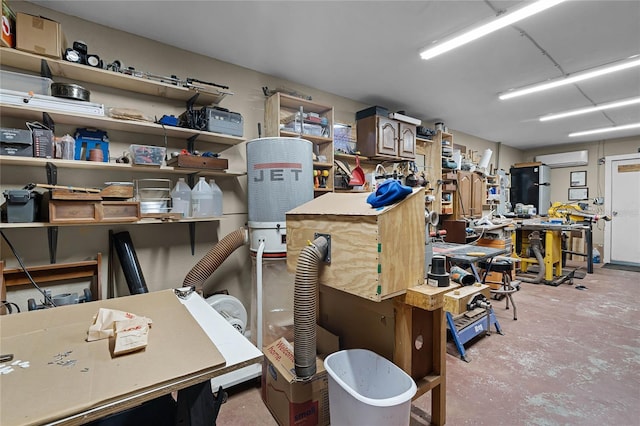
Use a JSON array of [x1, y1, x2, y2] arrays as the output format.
[[324, 349, 417, 426]]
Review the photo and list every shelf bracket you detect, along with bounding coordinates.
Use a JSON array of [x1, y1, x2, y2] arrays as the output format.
[[40, 59, 52, 79], [187, 135, 199, 154], [45, 162, 58, 263], [48, 227, 58, 264], [189, 222, 196, 256], [186, 93, 200, 110], [46, 162, 58, 185], [186, 173, 198, 255], [43, 112, 55, 133]]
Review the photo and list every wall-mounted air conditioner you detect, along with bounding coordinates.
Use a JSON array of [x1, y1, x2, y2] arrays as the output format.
[[535, 150, 588, 168]]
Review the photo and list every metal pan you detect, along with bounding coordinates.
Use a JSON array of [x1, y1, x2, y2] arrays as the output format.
[[51, 82, 91, 101]]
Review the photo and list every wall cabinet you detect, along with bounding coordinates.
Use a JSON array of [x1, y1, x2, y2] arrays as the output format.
[[264, 92, 334, 196], [457, 171, 486, 218], [356, 115, 416, 160]]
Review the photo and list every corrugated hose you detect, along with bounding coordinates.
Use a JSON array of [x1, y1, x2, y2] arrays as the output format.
[[294, 236, 328, 379], [183, 227, 248, 294]]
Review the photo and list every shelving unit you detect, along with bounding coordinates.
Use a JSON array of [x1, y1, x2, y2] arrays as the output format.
[[0, 48, 248, 264], [416, 136, 442, 216], [264, 92, 334, 196]]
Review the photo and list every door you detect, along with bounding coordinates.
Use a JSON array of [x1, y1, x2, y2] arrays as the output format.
[[605, 154, 640, 265], [377, 117, 398, 157], [457, 171, 472, 218], [470, 172, 486, 217], [398, 122, 416, 159]]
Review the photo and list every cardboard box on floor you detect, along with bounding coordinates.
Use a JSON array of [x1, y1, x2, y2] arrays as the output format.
[[262, 336, 332, 426]]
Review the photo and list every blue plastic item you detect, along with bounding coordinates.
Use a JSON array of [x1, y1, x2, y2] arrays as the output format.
[[366, 179, 412, 208], [74, 128, 109, 162], [158, 115, 179, 126]]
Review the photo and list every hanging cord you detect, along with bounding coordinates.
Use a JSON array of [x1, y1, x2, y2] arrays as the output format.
[[1, 301, 20, 314], [0, 230, 57, 307]]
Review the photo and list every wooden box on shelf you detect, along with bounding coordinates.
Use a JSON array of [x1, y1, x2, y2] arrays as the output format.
[[45, 200, 141, 224], [166, 154, 228, 170]]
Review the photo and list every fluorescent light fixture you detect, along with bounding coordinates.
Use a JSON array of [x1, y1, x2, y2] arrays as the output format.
[[568, 122, 640, 138], [500, 55, 640, 100], [540, 96, 640, 121], [419, 0, 566, 61]]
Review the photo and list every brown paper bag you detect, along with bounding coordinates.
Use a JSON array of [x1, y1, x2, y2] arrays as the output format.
[[87, 308, 152, 342], [113, 317, 151, 356]]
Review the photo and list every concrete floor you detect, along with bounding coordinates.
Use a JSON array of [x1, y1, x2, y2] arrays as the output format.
[[216, 262, 640, 425]]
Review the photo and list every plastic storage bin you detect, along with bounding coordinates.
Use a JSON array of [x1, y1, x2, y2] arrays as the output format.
[[324, 349, 417, 426], [0, 70, 52, 95]]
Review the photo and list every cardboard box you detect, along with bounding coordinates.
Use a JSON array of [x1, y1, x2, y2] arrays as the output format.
[[2, 0, 15, 47], [15, 12, 64, 58], [262, 338, 329, 426], [0, 127, 32, 156], [286, 188, 425, 301]]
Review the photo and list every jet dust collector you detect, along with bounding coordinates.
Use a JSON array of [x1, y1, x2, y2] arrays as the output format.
[[246, 137, 313, 350]]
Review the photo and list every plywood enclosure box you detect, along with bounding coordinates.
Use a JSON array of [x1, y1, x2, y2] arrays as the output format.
[[286, 188, 425, 301]]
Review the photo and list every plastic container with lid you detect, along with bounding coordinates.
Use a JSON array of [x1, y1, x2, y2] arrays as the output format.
[[191, 177, 214, 217], [171, 177, 192, 217], [209, 179, 223, 217]]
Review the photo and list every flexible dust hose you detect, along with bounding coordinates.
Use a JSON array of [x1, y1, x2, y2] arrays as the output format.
[[183, 227, 249, 294], [294, 236, 329, 379], [520, 231, 545, 284]]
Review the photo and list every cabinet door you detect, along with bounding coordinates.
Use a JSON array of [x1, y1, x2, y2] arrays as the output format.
[[398, 123, 416, 159], [457, 171, 472, 218], [470, 172, 486, 217], [377, 117, 398, 157]]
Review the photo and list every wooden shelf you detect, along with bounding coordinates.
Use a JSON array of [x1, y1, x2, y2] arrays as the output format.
[[279, 130, 332, 145], [313, 161, 333, 168], [313, 187, 333, 193], [416, 137, 434, 143], [0, 216, 225, 229], [276, 93, 332, 113], [0, 47, 229, 105], [0, 155, 246, 177], [0, 104, 244, 146]]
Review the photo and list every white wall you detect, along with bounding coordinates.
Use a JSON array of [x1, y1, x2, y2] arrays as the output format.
[[523, 135, 640, 248]]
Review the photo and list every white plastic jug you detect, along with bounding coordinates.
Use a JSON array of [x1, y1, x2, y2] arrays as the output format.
[[170, 177, 191, 217], [191, 177, 214, 217], [209, 179, 223, 217]]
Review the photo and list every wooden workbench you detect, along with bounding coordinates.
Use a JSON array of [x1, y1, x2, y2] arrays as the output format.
[[319, 282, 457, 425], [0, 290, 262, 426]]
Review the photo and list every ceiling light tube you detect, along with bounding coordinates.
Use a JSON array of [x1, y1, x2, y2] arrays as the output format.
[[500, 55, 640, 100], [568, 122, 640, 138], [419, 0, 566, 61], [540, 96, 640, 121]]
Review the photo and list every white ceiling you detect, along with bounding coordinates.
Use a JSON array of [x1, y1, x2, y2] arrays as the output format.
[[31, 0, 640, 150]]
